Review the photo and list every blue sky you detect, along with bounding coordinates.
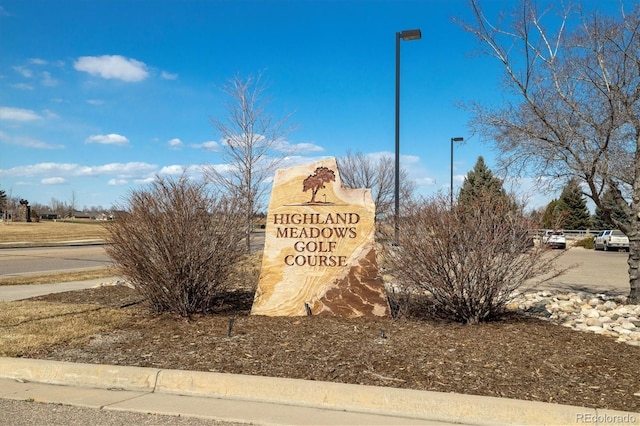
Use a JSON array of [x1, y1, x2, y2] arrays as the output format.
[[0, 0, 626, 211]]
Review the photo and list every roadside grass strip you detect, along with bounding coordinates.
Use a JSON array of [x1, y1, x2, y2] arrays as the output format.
[[0, 300, 132, 357], [0, 268, 116, 286]]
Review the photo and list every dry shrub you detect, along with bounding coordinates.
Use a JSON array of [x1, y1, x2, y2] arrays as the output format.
[[574, 235, 595, 250], [382, 194, 564, 324], [105, 174, 246, 317]]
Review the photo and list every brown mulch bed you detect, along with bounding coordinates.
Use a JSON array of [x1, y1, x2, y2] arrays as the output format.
[[23, 285, 640, 413]]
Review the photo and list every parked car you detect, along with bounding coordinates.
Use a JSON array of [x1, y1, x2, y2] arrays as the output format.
[[542, 230, 566, 249], [594, 230, 629, 251]]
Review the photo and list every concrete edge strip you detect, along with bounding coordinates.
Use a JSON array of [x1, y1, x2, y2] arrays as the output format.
[[1, 357, 638, 425], [0, 357, 158, 393]]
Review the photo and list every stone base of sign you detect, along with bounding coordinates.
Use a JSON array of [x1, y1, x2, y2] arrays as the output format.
[[251, 158, 389, 318]]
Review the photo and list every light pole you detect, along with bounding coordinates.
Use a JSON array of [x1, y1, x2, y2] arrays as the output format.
[[395, 28, 421, 244], [450, 137, 464, 206]]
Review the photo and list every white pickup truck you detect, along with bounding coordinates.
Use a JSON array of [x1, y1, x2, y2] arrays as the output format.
[[542, 230, 567, 249], [594, 230, 629, 251]]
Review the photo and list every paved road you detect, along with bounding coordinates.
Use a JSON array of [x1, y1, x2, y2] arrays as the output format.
[[0, 398, 243, 426], [0, 246, 631, 302], [535, 247, 630, 295], [0, 233, 266, 278], [0, 246, 112, 277]]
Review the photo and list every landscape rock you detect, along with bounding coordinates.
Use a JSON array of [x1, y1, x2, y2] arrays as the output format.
[[251, 158, 389, 318], [510, 290, 640, 347]]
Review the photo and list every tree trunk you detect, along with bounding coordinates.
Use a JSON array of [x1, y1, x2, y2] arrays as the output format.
[[628, 236, 640, 303], [245, 215, 252, 254]]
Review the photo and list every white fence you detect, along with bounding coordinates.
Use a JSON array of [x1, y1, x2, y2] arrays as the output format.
[[531, 229, 601, 241]]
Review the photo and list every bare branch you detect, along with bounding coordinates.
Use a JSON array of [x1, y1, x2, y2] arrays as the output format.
[[205, 72, 295, 252]]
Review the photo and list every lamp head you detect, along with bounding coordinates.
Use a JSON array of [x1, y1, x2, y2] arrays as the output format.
[[399, 29, 422, 41]]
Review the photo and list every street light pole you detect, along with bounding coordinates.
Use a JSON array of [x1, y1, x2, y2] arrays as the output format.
[[394, 28, 421, 244], [450, 137, 464, 206]]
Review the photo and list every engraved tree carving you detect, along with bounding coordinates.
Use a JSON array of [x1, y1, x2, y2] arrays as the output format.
[[303, 167, 335, 203]]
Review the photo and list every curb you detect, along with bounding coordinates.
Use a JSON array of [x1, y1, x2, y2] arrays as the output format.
[[0, 240, 105, 249], [1, 358, 638, 425]]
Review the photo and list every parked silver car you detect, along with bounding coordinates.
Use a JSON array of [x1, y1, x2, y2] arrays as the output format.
[[594, 230, 629, 251]]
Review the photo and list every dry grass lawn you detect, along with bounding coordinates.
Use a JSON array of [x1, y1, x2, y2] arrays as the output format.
[[0, 269, 117, 286], [0, 299, 133, 357], [0, 220, 108, 243]]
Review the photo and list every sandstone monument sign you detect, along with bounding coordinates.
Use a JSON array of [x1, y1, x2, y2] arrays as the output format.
[[251, 158, 390, 317]]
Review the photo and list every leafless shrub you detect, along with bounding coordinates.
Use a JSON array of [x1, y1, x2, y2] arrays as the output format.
[[105, 174, 246, 317], [382, 194, 565, 324]]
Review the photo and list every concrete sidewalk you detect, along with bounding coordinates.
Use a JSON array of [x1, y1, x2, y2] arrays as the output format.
[[0, 277, 120, 301], [1, 358, 638, 425]]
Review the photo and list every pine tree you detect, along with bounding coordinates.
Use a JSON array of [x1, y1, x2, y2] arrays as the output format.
[[458, 156, 511, 206], [0, 189, 6, 214], [555, 178, 591, 230], [541, 199, 559, 229], [592, 186, 628, 230]]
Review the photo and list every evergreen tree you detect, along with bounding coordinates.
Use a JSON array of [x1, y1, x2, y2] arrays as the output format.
[[555, 178, 591, 230], [458, 156, 511, 206], [592, 186, 628, 230], [541, 199, 559, 229], [0, 189, 6, 214]]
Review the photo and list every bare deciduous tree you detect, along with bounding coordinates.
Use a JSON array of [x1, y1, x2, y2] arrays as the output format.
[[105, 173, 246, 317], [206, 72, 294, 253], [461, 0, 640, 302], [382, 193, 564, 324], [337, 151, 415, 218]]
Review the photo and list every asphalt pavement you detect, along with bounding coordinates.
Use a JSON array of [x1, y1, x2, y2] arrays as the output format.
[[0, 244, 111, 276]]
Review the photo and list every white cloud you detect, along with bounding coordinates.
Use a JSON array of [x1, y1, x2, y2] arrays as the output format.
[[133, 177, 155, 184], [0, 131, 64, 149], [415, 177, 437, 186], [30, 58, 48, 65], [159, 165, 185, 175], [10, 83, 34, 90], [287, 142, 325, 154], [108, 178, 128, 185], [79, 162, 157, 177], [272, 139, 325, 155], [0, 106, 42, 122], [74, 55, 149, 82], [85, 133, 130, 146], [86, 99, 104, 105], [167, 138, 183, 149], [13, 66, 32, 78], [42, 109, 59, 119], [41, 71, 58, 87], [0, 162, 158, 179], [41, 177, 67, 185], [401, 154, 421, 165], [161, 71, 178, 80], [192, 140, 220, 152]]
